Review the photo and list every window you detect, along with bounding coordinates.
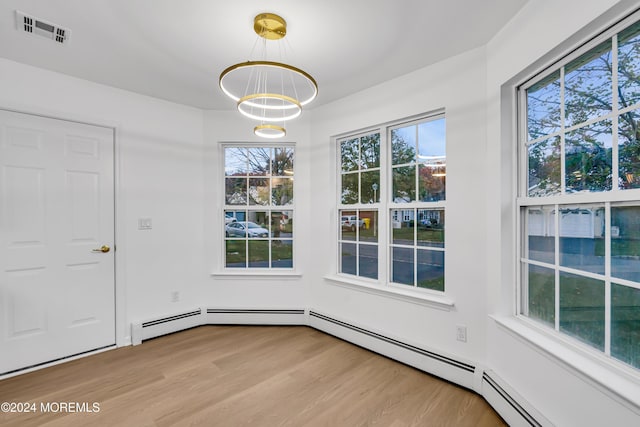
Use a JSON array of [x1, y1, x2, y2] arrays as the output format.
[[338, 114, 446, 292], [519, 18, 640, 369], [223, 145, 294, 269]]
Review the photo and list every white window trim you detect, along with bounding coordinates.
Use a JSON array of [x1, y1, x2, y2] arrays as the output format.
[[324, 274, 455, 310], [492, 314, 640, 412]]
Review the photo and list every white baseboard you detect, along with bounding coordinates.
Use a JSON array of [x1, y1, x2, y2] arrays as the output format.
[[482, 369, 551, 427], [130, 308, 306, 345], [309, 310, 547, 427], [131, 309, 204, 345], [308, 310, 476, 390], [205, 308, 306, 325]]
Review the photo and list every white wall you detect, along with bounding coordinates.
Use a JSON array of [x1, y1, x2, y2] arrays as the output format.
[[0, 57, 205, 344], [3, 1, 640, 422], [486, 0, 640, 425], [308, 46, 490, 365], [200, 110, 311, 309]]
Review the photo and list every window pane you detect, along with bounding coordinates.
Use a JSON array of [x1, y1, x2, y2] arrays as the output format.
[[417, 209, 444, 248], [271, 240, 293, 268], [248, 240, 269, 267], [526, 206, 555, 264], [417, 249, 444, 291], [360, 170, 380, 204], [527, 264, 555, 327], [611, 205, 640, 282], [618, 22, 640, 110], [359, 210, 378, 243], [559, 271, 605, 351], [272, 147, 294, 176], [391, 127, 416, 165], [564, 41, 613, 128], [392, 246, 414, 286], [340, 242, 357, 275], [341, 173, 358, 204], [225, 178, 247, 205], [528, 136, 561, 196], [392, 209, 414, 245], [271, 211, 292, 239], [248, 178, 270, 205], [245, 211, 269, 236], [418, 164, 446, 201], [619, 109, 640, 189], [418, 118, 446, 155], [341, 138, 359, 172], [360, 133, 380, 169], [359, 244, 378, 280], [559, 206, 605, 275], [527, 71, 561, 140], [225, 147, 246, 176], [246, 147, 270, 176], [392, 166, 415, 202], [340, 210, 358, 241], [272, 177, 293, 205], [225, 240, 246, 268], [565, 120, 612, 193], [418, 118, 446, 197], [611, 283, 640, 369]]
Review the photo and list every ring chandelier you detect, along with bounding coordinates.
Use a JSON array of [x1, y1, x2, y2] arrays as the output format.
[[219, 13, 318, 138]]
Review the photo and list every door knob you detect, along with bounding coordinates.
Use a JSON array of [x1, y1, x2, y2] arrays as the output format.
[[92, 245, 110, 253]]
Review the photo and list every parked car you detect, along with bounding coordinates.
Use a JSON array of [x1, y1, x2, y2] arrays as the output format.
[[341, 215, 364, 231], [225, 213, 237, 224], [225, 221, 269, 238]]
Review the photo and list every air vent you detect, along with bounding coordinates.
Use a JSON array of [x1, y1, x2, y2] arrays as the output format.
[[15, 10, 70, 45]]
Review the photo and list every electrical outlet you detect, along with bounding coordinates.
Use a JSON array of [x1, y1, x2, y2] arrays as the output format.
[[456, 325, 467, 342], [171, 291, 180, 303]]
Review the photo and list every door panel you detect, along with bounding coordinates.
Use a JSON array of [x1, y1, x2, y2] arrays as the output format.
[[0, 110, 115, 374]]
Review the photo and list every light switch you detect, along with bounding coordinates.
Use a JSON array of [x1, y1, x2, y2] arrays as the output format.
[[138, 218, 152, 230]]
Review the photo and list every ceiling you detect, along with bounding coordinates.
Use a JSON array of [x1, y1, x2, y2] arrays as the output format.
[[0, 0, 528, 111]]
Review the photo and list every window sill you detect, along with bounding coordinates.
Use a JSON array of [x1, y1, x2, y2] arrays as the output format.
[[491, 314, 640, 411], [211, 270, 302, 279], [323, 274, 455, 311]]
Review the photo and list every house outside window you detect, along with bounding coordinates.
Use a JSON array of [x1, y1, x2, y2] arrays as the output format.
[[518, 18, 640, 369], [223, 145, 294, 269]]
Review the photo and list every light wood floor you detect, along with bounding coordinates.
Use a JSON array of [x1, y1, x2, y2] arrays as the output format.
[[0, 326, 506, 426]]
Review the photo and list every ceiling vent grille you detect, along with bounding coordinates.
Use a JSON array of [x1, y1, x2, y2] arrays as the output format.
[[15, 10, 70, 45]]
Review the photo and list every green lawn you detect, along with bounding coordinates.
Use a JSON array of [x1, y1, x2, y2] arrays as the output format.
[[528, 269, 640, 368], [225, 239, 292, 265], [594, 238, 640, 257]]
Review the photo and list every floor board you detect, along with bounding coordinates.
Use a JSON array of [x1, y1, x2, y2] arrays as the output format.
[[0, 326, 506, 426]]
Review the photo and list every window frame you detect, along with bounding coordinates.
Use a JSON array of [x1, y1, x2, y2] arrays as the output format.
[[220, 142, 296, 272], [516, 12, 640, 370]]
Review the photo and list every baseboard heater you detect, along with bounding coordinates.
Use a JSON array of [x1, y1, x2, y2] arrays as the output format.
[[206, 308, 306, 325], [131, 309, 204, 345], [309, 310, 475, 389], [132, 308, 306, 345], [308, 310, 546, 426], [482, 370, 547, 427]]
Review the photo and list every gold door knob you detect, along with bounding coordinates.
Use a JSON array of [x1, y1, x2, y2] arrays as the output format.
[[92, 245, 111, 253]]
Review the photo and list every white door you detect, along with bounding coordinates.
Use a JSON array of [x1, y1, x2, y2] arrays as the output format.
[[0, 110, 115, 375]]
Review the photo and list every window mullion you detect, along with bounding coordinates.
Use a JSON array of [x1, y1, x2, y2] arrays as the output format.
[[612, 34, 620, 191], [554, 203, 560, 332], [605, 202, 612, 356], [560, 66, 566, 195]]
